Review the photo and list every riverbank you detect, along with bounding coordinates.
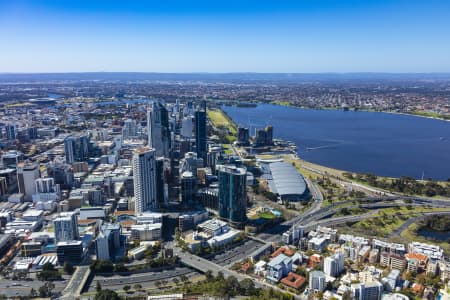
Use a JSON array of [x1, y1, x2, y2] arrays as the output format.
[[270, 100, 450, 122]]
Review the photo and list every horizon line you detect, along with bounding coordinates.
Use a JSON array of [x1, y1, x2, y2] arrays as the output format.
[[1, 71, 450, 75]]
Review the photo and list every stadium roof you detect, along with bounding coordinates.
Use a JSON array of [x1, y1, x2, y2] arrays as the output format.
[[265, 161, 307, 198]]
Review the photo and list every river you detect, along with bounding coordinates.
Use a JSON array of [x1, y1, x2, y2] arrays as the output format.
[[223, 104, 450, 180]]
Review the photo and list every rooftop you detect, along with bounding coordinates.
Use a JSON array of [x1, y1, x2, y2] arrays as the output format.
[[264, 161, 307, 197]]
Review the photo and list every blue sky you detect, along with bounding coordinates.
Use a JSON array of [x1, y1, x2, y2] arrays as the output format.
[[1, 0, 450, 73]]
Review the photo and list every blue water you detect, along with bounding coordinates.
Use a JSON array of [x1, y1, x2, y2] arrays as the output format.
[[223, 104, 450, 180]]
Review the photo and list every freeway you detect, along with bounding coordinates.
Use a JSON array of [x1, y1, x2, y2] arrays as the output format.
[[388, 211, 450, 238], [174, 247, 303, 299], [60, 265, 91, 300], [86, 267, 199, 292], [0, 279, 66, 298]]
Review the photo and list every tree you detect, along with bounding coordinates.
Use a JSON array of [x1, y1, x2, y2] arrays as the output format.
[[123, 285, 131, 292], [29, 288, 37, 298], [239, 278, 255, 295], [38, 282, 55, 297], [96, 281, 102, 293], [205, 270, 213, 281], [133, 283, 142, 291], [172, 278, 180, 285], [94, 289, 120, 300], [64, 262, 75, 274], [37, 263, 61, 281]]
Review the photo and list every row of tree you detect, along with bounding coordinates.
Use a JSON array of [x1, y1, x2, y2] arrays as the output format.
[[344, 173, 450, 197]]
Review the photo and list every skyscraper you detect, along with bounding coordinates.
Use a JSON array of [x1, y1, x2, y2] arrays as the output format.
[[17, 162, 40, 202], [147, 101, 170, 157], [181, 171, 197, 206], [237, 127, 250, 145], [53, 212, 79, 242], [64, 135, 90, 164], [5, 124, 16, 140], [218, 165, 247, 225], [122, 119, 138, 139], [132, 147, 157, 213], [194, 102, 207, 163]]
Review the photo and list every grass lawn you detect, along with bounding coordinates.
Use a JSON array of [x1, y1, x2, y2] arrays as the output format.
[[259, 211, 277, 219], [207, 109, 237, 133]]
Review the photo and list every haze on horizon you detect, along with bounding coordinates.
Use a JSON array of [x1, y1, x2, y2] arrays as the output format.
[[1, 0, 450, 73]]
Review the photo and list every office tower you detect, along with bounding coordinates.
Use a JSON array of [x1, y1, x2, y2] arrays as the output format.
[[181, 171, 197, 206], [28, 127, 38, 140], [132, 147, 157, 213], [255, 128, 267, 146], [46, 163, 74, 189], [181, 116, 193, 138], [53, 212, 80, 242], [309, 270, 326, 292], [17, 163, 40, 201], [122, 119, 138, 139], [96, 223, 122, 261], [265, 125, 273, 145], [324, 252, 345, 277], [56, 241, 83, 264], [64, 135, 90, 164], [35, 178, 57, 193], [1, 150, 24, 168], [207, 149, 219, 174], [155, 157, 168, 207], [147, 101, 170, 157], [237, 127, 250, 145], [184, 101, 194, 116], [194, 102, 207, 164], [5, 124, 16, 140], [351, 282, 383, 300], [180, 152, 204, 175], [218, 165, 247, 225]]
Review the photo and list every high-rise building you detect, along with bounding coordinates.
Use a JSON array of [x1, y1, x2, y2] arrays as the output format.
[[147, 101, 170, 157], [1, 150, 24, 168], [64, 135, 90, 164], [265, 125, 273, 145], [194, 102, 207, 164], [5, 124, 16, 140], [35, 177, 58, 193], [218, 165, 247, 225], [309, 270, 326, 292], [122, 119, 138, 139], [17, 163, 40, 202], [324, 252, 345, 277], [53, 212, 79, 242], [56, 240, 83, 264], [132, 147, 157, 213], [155, 157, 168, 207], [96, 223, 122, 261], [181, 116, 193, 139], [237, 127, 250, 145], [181, 171, 197, 206], [46, 163, 74, 189]]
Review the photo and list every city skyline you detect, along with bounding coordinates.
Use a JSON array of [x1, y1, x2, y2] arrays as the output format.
[[1, 0, 450, 73]]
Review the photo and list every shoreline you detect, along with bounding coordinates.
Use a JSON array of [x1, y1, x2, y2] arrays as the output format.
[[269, 101, 450, 123]]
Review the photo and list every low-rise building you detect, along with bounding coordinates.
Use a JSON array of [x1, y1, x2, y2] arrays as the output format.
[[266, 253, 293, 282]]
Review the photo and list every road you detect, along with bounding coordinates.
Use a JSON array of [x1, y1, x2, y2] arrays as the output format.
[[175, 247, 303, 299], [60, 265, 91, 300], [86, 267, 199, 292], [0, 278, 67, 298], [388, 211, 450, 238]]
